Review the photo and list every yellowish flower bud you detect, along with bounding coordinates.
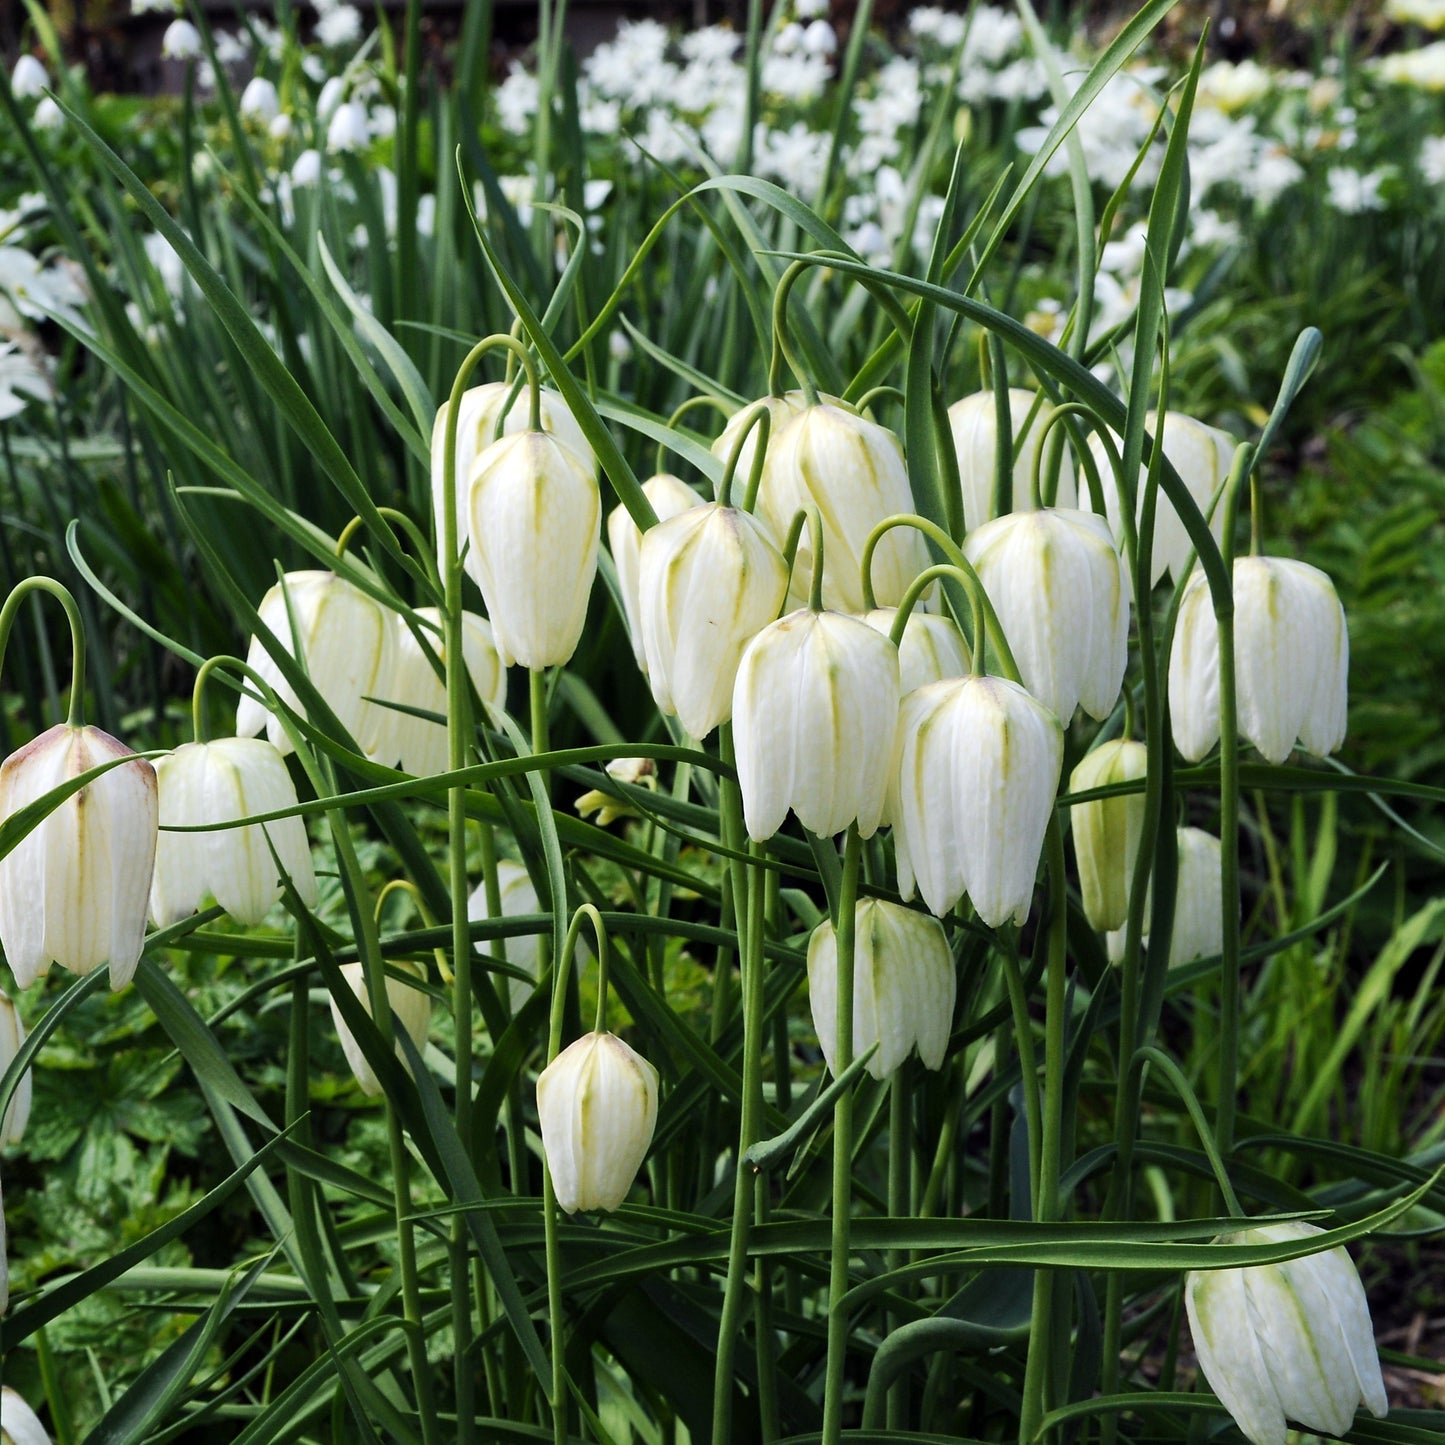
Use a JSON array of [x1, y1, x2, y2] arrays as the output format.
[[807, 899, 955, 1079], [537, 1030, 659, 1213], [0, 723, 158, 991], [1069, 739, 1148, 932]]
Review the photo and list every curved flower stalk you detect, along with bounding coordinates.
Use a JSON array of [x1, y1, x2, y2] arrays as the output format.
[[1169, 557, 1348, 763], [607, 474, 702, 671], [892, 674, 1063, 926], [1069, 738, 1149, 932], [0, 991, 31, 1144], [638, 501, 789, 738], [732, 608, 900, 841], [964, 507, 1129, 723], [756, 402, 929, 612], [0, 723, 157, 991], [1087, 409, 1234, 589], [1185, 1222, 1387, 1445], [536, 1029, 659, 1214], [150, 736, 317, 927], [236, 570, 398, 758], [432, 380, 593, 588], [330, 960, 433, 1097], [467, 430, 601, 669], [807, 899, 955, 1079], [947, 388, 1078, 531], [862, 607, 968, 694], [374, 609, 507, 776]]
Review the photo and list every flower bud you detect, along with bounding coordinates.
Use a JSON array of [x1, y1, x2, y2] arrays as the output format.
[[1069, 739, 1148, 932], [1185, 1221, 1387, 1445], [639, 503, 788, 738], [607, 475, 703, 671], [329, 961, 433, 1097], [947, 388, 1077, 532], [10, 56, 48, 102], [238, 75, 280, 123], [862, 608, 968, 694], [732, 609, 900, 841], [537, 1031, 658, 1214], [0, 991, 31, 1144], [0, 1386, 50, 1445], [1168, 558, 1348, 764], [433, 383, 593, 587], [150, 737, 317, 928], [964, 508, 1128, 722], [1087, 410, 1234, 590], [236, 570, 398, 758], [0, 723, 157, 991], [892, 675, 1063, 926], [807, 900, 955, 1080], [373, 608, 507, 776], [756, 403, 929, 612], [467, 431, 601, 669]]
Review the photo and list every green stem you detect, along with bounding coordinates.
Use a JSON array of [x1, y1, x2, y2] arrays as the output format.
[[0, 575, 87, 726], [768, 261, 821, 406], [1132, 1046, 1244, 1216], [1019, 817, 1070, 1445], [387, 1105, 441, 1445], [718, 403, 771, 511], [887, 1062, 911, 1430], [821, 825, 863, 1445]]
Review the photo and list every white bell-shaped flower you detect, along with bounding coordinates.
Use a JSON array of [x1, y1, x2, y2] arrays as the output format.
[[373, 608, 507, 776], [947, 388, 1077, 532], [329, 961, 433, 1097], [0, 990, 32, 1144], [892, 675, 1063, 926], [1185, 1221, 1387, 1445], [732, 609, 900, 841], [150, 737, 317, 928], [807, 899, 955, 1080], [1069, 739, 1148, 932], [537, 1030, 659, 1214], [964, 508, 1129, 722], [639, 503, 788, 739], [862, 608, 968, 694], [607, 474, 703, 671], [432, 382, 593, 586], [710, 391, 810, 486], [467, 431, 601, 669], [1168, 558, 1348, 764], [236, 571, 398, 758], [756, 402, 929, 612], [0, 723, 157, 991], [1170, 826, 1224, 966], [1086, 409, 1234, 590], [0, 1387, 51, 1445]]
